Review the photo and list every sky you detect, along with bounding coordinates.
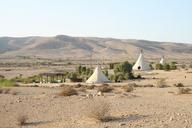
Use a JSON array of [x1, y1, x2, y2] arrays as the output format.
[[0, 0, 191, 43]]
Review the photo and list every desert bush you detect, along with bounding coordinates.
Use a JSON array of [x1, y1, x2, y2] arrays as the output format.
[[122, 85, 134, 92], [73, 83, 82, 88], [11, 91, 18, 95], [0, 88, 11, 94], [177, 88, 191, 95], [78, 87, 87, 93], [143, 84, 154, 87], [163, 64, 171, 71], [155, 63, 163, 70], [97, 84, 113, 93], [17, 115, 28, 126], [128, 83, 139, 87], [86, 99, 111, 122], [58, 87, 78, 96], [174, 83, 184, 87], [156, 79, 167, 88], [86, 85, 95, 90]]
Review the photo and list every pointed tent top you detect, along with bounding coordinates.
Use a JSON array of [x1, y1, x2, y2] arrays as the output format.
[[160, 56, 165, 64], [132, 50, 150, 71], [86, 65, 110, 84]]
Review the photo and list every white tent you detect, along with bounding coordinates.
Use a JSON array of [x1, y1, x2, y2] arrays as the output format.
[[132, 50, 151, 71], [86, 65, 110, 84], [159, 56, 164, 65]]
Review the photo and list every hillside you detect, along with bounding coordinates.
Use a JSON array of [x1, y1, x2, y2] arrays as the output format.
[[0, 35, 192, 60]]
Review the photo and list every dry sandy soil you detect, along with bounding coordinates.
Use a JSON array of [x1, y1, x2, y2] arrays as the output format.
[[0, 69, 192, 128]]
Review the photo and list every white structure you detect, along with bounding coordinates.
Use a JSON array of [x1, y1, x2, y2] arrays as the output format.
[[132, 50, 151, 71], [86, 65, 110, 84], [159, 56, 164, 65]]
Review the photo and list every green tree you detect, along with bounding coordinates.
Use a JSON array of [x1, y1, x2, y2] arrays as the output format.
[[163, 64, 171, 71], [155, 63, 163, 70]]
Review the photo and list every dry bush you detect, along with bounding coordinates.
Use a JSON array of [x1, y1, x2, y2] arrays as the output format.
[[156, 79, 167, 88], [17, 115, 28, 126], [97, 84, 113, 93], [86, 99, 111, 122], [0, 88, 3, 94], [59, 84, 68, 87], [128, 83, 139, 87], [73, 83, 82, 88], [174, 83, 184, 87], [11, 91, 18, 95], [78, 87, 87, 93], [177, 88, 191, 95], [86, 85, 95, 90], [58, 87, 78, 96], [0, 88, 11, 94], [143, 84, 154, 87], [122, 85, 134, 92]]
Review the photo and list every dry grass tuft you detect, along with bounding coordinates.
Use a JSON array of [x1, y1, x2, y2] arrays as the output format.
[[122, 85, 134, 92], [11, 91, 18, 95], [86, 85, 95, 90], [128, 83, 139, 87], [78, 87, 87, 93], [86, 99, 111, 122], [73, 83, 82, 88], [156, 79, 167, 88], [0, 88, 11, 94], [17, 115, 28, 126], [58, 87, 78, 96], [174, 83, 184, 87], [143, 84, 154, 87], [176, 88, 191, 95], [97, 84, 113, 93]]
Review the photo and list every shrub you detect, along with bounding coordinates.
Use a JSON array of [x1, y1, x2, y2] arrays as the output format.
[[143, 84, 154, 87], [0, 88, 11, 94], [58, 87, 78, 96], [155, 63, 163, 70], [78, 87, 87, 93], [163, 64, 171, 71], [97, 84, 113, 93], [177, 88, 191, 94], [86, 85, 95, 90], [11, 91, 18, 95], [73, 83, 82, 88], [17, 115, 28, 126], [156, 79, 167, 88], [122, 85, 134, 92], [128, 83, 139, 87], [174, 83, 184, 87], [86, 99, 111, 122]]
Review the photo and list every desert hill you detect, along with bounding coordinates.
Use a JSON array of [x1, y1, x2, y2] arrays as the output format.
[[0, 35, 192, 60]]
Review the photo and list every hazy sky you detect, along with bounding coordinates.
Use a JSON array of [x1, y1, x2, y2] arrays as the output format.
[[0, 0, 191, 43]]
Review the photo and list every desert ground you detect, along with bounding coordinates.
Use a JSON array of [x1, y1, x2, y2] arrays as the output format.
[[0, 69, 192, 128]]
